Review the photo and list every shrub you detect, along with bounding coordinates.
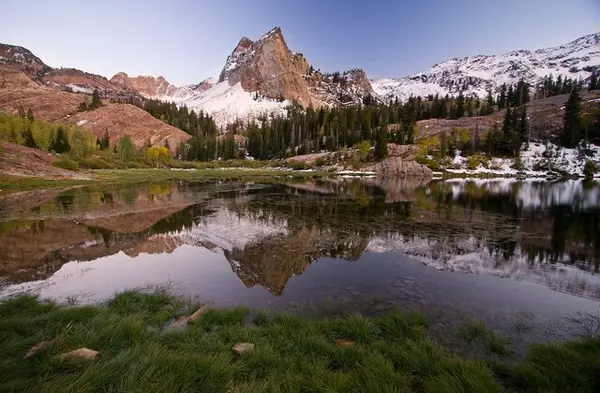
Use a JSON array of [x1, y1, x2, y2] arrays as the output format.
[[467, 154, 489, 170], [287, 160, 309, 170], [583, 160, 598, 179], [511, 156, 523, 170], [314, 157, 327, 167], [79, 157, 114, 169], [52, 158, 79, 171]]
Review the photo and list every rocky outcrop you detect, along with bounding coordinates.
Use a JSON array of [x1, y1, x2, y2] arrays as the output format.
[[110, 72, 179, 97], [0, 43, 50, 80], [369, 157, 433, 178], [219, 27, 317, 107]]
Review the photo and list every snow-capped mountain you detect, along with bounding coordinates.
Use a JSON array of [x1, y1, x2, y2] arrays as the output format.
[[111, 27, 375, 126], [373, 32, 600, 100]]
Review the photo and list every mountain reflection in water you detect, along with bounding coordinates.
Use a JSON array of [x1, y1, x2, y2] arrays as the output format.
[[0, 178, 599, 311]]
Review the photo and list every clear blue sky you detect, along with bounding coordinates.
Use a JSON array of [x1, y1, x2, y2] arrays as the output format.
[[2, 0, 599, 86]]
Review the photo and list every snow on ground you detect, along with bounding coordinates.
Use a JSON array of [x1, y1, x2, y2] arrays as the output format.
[[76, 119, 88, 126], [66, 84, 93, 94], [445, 142, 600, 178], [165, 81, 290, 127]]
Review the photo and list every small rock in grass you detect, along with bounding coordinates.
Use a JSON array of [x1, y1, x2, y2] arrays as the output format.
[[188, 307, 209, 323], [232, 342, 254, 355], [59, 348, 99, 361], [169, 316, 190, 329], [25, 339, 56, 359], [335, 338, 355, 347]]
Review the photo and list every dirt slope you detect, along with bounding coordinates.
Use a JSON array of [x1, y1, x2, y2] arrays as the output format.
[[0, 142, 91, 180], [64, 103, 190, 148], [0, 64, 82, 121]]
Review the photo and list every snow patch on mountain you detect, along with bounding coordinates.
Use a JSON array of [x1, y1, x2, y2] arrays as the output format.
[[165, 81, 290, 127], [373, 32, 600, 100]]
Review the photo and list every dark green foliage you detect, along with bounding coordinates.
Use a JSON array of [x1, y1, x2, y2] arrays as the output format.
[[52, 158, 79, 171], [90, 89, 102, 110], [374, 123, 388, 160], [26, 108, 34, 122], [493, 338, 600, 393], [51, 127, 70, 153], [98, 129, 110, 150], [562, 89, 582, 148], [589, 69, 598, 91], [21, 127, 36, 148], [583, 160, 598, 179], [498, 83, 507, 109], [536, 74, 584, 99], [78, 89, 103, 112]]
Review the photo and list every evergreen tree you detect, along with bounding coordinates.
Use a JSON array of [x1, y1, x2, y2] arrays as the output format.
[[18, 105, 26, 119], [562, 89, 582, 148], [455, 93, 465, 119], [51, 127, 70, 153], [589, 70, 598, 91], [498, 84, 507, 109], [22, 127, 37, 148], [26, 108, 34, 122], [99, 129, 110, 150], [374, 122, 388, 160], [519, 105, 528, 145], [90, 89, 102, 109]]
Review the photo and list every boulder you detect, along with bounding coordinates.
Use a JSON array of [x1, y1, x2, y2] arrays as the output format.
[[232, 342, 254, 355], [25, 339, 56, 359], [58, 348, 99, 361], [370, 157, 432, 178], [335, 338, 356, 347], [188, 307, 209, 323]]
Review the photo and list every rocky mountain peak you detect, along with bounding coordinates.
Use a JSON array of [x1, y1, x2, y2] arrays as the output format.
[[218, 26, 315, 107], [110, 72, 177, 98]]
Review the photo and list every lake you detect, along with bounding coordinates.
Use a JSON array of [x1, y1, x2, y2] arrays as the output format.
[[1, 177, 599, 344]]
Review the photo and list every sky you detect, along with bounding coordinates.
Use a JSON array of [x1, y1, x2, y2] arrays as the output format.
[[2, 0, 599, 86]]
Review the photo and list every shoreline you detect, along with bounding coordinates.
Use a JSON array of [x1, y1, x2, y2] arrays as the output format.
[[1, 166, 598, 192]]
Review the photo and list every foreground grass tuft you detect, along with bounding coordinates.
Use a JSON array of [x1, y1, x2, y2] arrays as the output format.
[[0, 291, 598, 392]]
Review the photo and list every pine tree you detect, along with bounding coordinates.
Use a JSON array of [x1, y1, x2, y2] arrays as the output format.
[[26, 108, 34, 122], [51, 127, 71, 153], [519, 105, 528, 146], [22, 127, 37, 148], [455, 93, 465, 119], [562, 89, 581, 148], [100, 129, 110, 150], [374, 122, 388, 160], [498, 84, 507, 109], [90, 89, 102, 109], [590, 70, 598, 91]]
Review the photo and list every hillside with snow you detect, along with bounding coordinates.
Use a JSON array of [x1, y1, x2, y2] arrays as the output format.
[[373, 32, 600, 100]]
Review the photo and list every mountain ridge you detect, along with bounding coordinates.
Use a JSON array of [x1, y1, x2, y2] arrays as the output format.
[[372, 31, 600, 100]]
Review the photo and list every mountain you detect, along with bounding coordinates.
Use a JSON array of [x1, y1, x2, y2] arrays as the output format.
[[372, 32, 600, 100], [111, 27, 375, 126], [0, 45, 190, 149]]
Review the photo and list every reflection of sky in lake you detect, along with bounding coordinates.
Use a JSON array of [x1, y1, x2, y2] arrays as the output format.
[[1, 179, 599, 338]]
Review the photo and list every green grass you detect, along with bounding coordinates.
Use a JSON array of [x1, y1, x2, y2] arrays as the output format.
[[0, 291, 598, 392], [458, 319, 514, 357]]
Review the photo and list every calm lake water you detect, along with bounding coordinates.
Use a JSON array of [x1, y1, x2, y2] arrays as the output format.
[[1, 177, 599, 341]]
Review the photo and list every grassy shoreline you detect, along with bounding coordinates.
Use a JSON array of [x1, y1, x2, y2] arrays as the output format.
[[1, 290, 598, 392]]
